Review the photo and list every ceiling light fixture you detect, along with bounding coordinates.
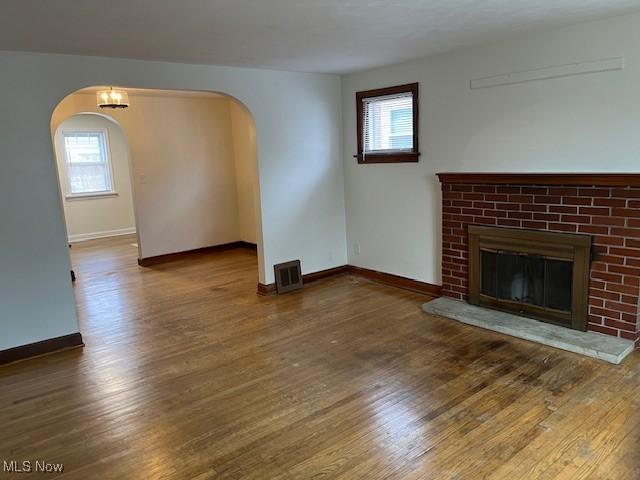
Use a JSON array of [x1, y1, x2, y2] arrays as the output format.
[[97, 87, 129, 109]]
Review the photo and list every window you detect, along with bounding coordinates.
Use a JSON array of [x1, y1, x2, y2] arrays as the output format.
[[62, 131, 115, 197], [356, 83, 419, 164]]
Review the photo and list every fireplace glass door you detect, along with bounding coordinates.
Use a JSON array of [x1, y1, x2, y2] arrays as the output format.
[[480, 250, 573, 314], [468, 225, 591, 331]]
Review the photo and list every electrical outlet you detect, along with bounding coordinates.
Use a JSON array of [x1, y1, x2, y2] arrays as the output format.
[[328, 251, 334, 263], [353, 243, 361, 256]]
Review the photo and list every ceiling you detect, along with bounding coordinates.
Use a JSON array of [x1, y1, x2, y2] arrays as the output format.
[[2, 1, 640, 74]]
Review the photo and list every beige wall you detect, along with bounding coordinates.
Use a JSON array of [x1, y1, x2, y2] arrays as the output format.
[[230, 101, 259, 244], [54, 114, 136, 242], [52, 91, 259, 259]]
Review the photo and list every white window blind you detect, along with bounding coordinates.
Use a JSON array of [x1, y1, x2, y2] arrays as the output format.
[[362, 91, 414, 154], [63, 131, 113, 195]]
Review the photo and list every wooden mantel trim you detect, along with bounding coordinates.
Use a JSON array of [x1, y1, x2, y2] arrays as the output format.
[[437, 173, 640, 187]]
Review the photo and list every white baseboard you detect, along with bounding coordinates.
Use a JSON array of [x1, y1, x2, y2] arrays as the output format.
[[68, 227, 136, 243]]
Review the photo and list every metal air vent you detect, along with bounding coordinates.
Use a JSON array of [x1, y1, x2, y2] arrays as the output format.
[[274, 260, 303, 293]]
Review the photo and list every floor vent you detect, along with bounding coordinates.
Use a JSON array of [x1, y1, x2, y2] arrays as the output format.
[[274, 260, 303, 293]]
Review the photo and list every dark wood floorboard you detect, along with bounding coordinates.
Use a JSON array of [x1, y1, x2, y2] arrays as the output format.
[[0, 235, 638, 479]]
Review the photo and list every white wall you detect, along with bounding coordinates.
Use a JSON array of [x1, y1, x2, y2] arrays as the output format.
[[342, 13, 640, 286], [54, 114, 136, 242], [0, 51, 346, 351]]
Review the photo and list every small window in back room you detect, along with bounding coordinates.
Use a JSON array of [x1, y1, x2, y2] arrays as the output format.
[[62, 131, 114, 197], [356, 82, 419, 164]]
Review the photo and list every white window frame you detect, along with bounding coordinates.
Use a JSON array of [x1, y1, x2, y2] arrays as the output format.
[[61, 128, 118, 200]]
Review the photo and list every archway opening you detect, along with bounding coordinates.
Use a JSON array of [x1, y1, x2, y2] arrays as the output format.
[[52, 111, 138, 248], [50, 86, 264, 318]]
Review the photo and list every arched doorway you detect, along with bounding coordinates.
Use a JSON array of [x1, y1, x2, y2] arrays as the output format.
[[52, 112, 138, 248], [51, 86, 263, 279]]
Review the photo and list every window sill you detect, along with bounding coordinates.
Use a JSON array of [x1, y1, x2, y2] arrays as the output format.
[[354, 152, 420, 164], [65, 192, 119, 201]]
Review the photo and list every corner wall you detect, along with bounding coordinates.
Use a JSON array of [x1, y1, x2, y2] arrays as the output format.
[[230, 101, 259, 244], [341, 13, 640, 287]]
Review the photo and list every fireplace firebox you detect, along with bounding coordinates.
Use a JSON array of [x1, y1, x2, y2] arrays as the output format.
[[468, 225, 591, 331]]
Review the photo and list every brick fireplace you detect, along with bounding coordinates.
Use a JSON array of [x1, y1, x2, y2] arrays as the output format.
[[438, 173, 640, 347]]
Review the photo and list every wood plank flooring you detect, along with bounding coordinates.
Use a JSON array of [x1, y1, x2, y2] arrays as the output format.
[[1, 235, 639, 479]]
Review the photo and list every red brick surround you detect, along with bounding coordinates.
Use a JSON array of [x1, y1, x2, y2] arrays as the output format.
[[439, 174, 640, 347]]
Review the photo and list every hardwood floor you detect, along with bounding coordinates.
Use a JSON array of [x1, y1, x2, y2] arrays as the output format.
[[1, 235, 639, 479]]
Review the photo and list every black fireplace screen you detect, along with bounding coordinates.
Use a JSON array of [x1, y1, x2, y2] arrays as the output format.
[[480, 249, 573, 312]]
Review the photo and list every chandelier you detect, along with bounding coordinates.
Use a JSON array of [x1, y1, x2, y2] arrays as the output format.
[[97, 87, 129, 109]]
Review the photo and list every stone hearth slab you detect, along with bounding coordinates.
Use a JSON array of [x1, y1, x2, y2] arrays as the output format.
[[422, 297, 634, 364]]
